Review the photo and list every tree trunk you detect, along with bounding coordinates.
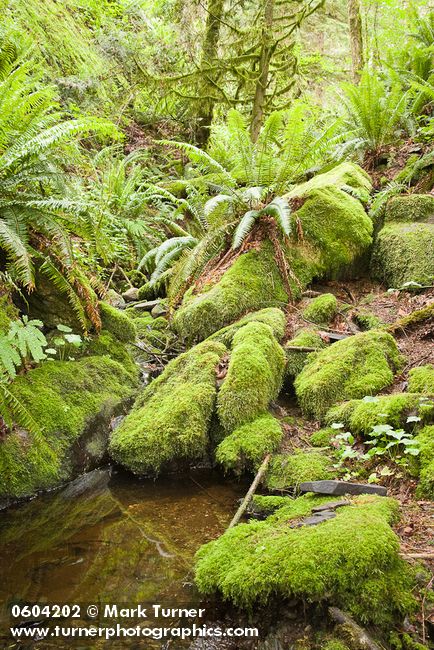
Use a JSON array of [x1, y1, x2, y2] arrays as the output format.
[[250, 0, 274, 142], [348, 0, 363, 83], [196, 0, 224, 145]]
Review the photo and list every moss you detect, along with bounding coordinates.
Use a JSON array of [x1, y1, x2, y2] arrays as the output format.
[[326, 393, 433, 435], [0, 293, 19, 333], [371, 223, 434, 288], [173, 165, 372, 343], [99, 301, 137, 342], [302, 293, 338, 325], [385, 194, 434, 223], [353, 309, 382, 330], [285, 328, 325, 379], [293, 162, 372, 195], [416, 425, 434, 498], [216, 413, 282, 473], [194, 495, 415, 626], [217, 322, 285, 432], [208, 308, 286, 347], [109, 340, 227, 475], [265, 451, 333, 489], [310, 427, 336, 447], [137, 282, 155, 301], [294, 330, 402, 420], [0, 357, 136, 500], [286, 173, 373, 279], [172, 241, 289, 343], [250, 494, 292, 517], [323, 642, 350, 650], [86, 330, 138, 379], [408, 365, 434, 395]]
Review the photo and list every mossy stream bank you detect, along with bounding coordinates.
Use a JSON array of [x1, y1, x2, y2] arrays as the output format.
[[0, 163, 432, 649]]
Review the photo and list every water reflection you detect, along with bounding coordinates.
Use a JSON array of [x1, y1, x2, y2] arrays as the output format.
[[0, 468, 244, 648]]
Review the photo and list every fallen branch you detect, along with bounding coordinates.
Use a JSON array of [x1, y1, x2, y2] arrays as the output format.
[[227, 454, 271, 530], [285, 345, 318, 352], [387, 302, 434, 334], [401, 552, 434, 560], [328, 607, 381, 650]]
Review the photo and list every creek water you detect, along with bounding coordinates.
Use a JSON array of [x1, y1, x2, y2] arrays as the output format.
[[0, 468, 246, 649]]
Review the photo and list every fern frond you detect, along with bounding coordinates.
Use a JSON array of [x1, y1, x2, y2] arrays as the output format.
[[232, 210, 259, 249]]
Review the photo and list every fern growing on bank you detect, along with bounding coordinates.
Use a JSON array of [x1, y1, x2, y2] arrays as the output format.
[[0, 316, 48, 436]]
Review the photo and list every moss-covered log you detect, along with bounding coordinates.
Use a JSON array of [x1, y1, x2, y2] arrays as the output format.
[[109, 340, 227, 475]]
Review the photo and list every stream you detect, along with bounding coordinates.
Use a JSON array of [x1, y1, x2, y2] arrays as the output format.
[[0, 468, 246, 649]]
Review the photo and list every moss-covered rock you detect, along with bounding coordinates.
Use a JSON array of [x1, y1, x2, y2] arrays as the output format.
[[416, 425, 434, 498], [385, 194, 434, 223], [294, 330, 402, 420], [217, 322, 285, 432], [173, 164, 372, 343], [265, 451, 333, 489], [353, 308, 382, 331], [216, 413, 282, 474], [302, 293, 338, 325], [408, 365, 434, 395], [326, 393, 433, 435], [99, 301, 136, 342], [285, 328, 326, 379], [172, 241, 289, 343], [0, 357, 137, 502], [109, 340, 226, 475], [137, 282, 155, 301], [195, 494, 415, 626], [371, 223, 434, 288], [250, 494, 292, 517]]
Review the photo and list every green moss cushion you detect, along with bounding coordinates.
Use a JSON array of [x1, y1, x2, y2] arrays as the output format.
[[371, 222, 434, 288], [265, 451, 333, 489], [109, 340, 226, 475], [302, 293, 338, 325], [416, 425, 434, 498], [0, 357, 137, 500], [99, 301, 137, 342], [217, 322, 286, 431], [326, 393, 433, 435], [385, 194, 434, 223], [216, 412, 282, 473], [172, 242, 288, 343], [294, 330, 402, 420], [195, 495, 415, 626], [408, 365, 434, 395]]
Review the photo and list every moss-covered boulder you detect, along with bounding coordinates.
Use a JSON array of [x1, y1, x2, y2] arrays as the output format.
[[173, 164, 372, 343], [408, 365, 434, 394], [0, 291, 19, 333], [416, 425, 434, 498], [371, 222, 434, 288], [99, 301, 137, 342], [216, 413, 282, 474], [285, 328, 326, 379], [195, 494, 415, 626], [172, 241, 289, 343], [217, 322, 285, 432], [326, 393, 433, 435], [302, 293, 338, 325], [0, 357, 137, 504], [109, 340, 227, 475], [265, 451, 333, 489], [294, 330, 402, 420], [385, 194, 434, 223]]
